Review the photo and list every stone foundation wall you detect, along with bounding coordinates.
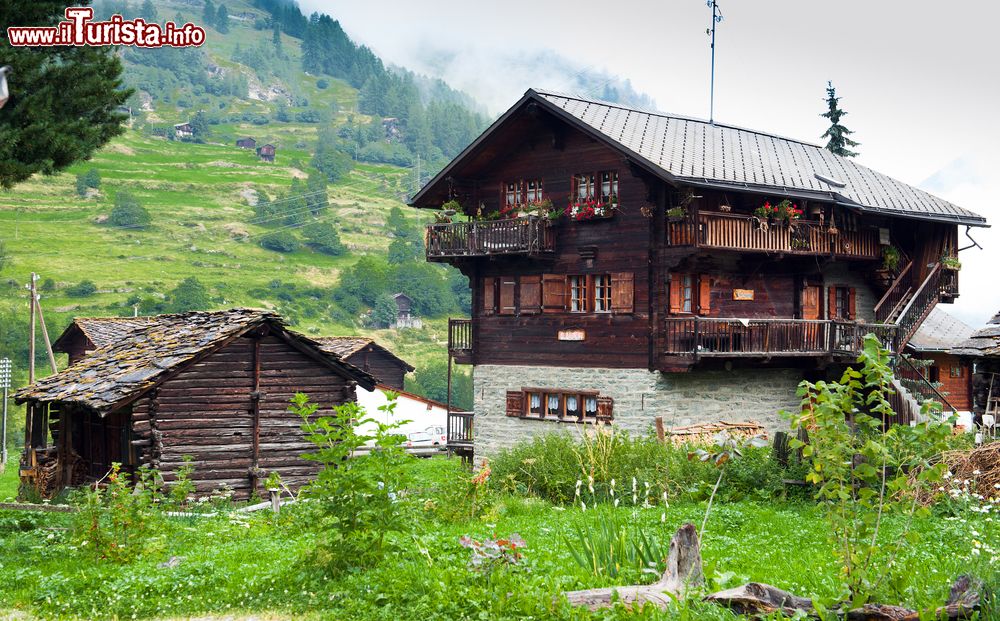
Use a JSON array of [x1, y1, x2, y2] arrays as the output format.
[[472, 364, 803, 458]]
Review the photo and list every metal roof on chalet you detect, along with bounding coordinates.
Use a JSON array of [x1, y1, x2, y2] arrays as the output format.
[[951, 311, 1000, 358], [906, 307, 975, 353], [17, 309, 376, 412], [411, 89, 986, 227], [314, 337, 415, 372]]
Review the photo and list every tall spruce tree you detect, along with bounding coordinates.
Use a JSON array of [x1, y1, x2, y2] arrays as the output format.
[[215, 4, 230, 33], [0, 0, 132, 189], [820, 81, 860, 158], [202, 0, 215, 26]]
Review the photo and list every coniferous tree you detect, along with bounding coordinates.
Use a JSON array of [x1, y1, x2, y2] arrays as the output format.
[[820, 81, 860, 158], [202, 0, 215, 25], [138, 0, 157, 22], [215, 4, 230, 33], [0, 0, 132, 189], [190, 110, 210, 140]]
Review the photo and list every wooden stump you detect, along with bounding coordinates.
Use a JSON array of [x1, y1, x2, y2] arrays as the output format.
[[562, 522, 703, 610]]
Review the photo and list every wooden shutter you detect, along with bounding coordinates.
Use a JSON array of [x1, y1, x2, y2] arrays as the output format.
[[596, 396, 614, 421], [483, 277, 496, 316], [668, 274, 683, 314], [698, 275, 711, 315], [611, 272, 635, 314], [848, 287, 857, 320], [542, 274, 566, 313], [505, 391, 524, 417], [827, 287, 837, 320], [499, 277, 516, 315], [520, 275, 541, 315]]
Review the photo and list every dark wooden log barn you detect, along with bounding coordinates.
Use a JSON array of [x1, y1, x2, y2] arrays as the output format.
[[314, 336, 415, 391], [16, 309, 375, 499]]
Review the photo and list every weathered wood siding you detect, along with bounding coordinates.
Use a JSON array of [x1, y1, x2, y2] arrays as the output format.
[[151, 337, 255, 495], [919, 352, 972, 411], [470, 130, 653, 369], [345, 349, 406, 390], [137, 334, 356, 498], [257, 335, 355, 490]]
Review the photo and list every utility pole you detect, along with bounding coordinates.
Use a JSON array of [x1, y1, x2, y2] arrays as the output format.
[[27, 273, 36, 384], [0, 357, 10, 469], [34, 293, 58, 374], [706, 0, 723, 124], [415, 154, 421, 193]]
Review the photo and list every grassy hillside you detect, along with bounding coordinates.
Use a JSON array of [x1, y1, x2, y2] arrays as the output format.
[[0, 0, 473, 431]]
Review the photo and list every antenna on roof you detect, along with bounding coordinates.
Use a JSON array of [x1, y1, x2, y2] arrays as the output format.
[[705, 0, 723, 124]]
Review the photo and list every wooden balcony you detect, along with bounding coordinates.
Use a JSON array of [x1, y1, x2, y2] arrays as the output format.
[[446, 411, 474, 455], [667, 212, 880, 259], [662, 317, 898, 359], [448, 318, 473, 364], [426, 217, 555, 261]]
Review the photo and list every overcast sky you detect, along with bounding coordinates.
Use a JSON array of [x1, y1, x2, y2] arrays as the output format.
[[304, 0, 1000, 327]]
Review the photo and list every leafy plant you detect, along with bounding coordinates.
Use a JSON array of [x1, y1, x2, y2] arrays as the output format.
[[72, 463, 163, 562], [881, 245, 901, 271], [941, 255, 962, 270], [785, 334, 955, 604], [564, 509, 666, 580], [65, 279, 97, 297], [459, 533, 527, 575], [294, 392, 415, 574]]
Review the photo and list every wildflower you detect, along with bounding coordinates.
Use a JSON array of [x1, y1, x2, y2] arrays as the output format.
[[661, 512, 666, 523], [581, 501, 587, 512]]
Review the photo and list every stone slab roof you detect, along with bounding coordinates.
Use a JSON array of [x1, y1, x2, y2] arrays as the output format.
[[952, 310, 1000, 357], [17, 309, 376, 412], [314, 337, 415, 372], [907, 307, 976, 353]]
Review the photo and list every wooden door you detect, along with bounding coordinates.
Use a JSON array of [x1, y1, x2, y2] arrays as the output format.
[[801, 284, 822, 350], [802, 285, 821, 320]]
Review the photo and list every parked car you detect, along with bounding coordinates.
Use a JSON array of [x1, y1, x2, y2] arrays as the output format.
[[424, 425, 447, 444], [405, 431, 441, 448]]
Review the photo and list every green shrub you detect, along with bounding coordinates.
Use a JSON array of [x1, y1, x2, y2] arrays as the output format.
[[294, 393, 416, 574], [65, 279, 97, 297], [259, 230, 300, 253], [71, 464, 163, 563], [109, 190, 151, 228]]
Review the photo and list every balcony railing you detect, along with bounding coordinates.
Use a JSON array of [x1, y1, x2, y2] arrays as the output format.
[[426, 217, 555, 260], [666, 212, 880, 259], [662, 317, 898, 357], [446, 411, 474, 448], [448, 318, 473, 355]]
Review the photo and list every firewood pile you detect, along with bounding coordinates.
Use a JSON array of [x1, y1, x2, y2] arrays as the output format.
[[667, 420, 767, 446], [941, 441, 1000, 500], [34, 451, 87, 498]]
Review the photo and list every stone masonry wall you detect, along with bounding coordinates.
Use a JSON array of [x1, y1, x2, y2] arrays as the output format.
[[472, 364, 803, 458]]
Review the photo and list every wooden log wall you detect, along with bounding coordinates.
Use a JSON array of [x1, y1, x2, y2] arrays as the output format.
[[256, 335, 355, 491], [345, 349, 406, 391], [470, 130, 654, 369], [138, 334, 356, 499]]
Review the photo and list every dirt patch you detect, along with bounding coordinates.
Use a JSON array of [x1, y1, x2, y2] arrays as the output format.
[[239, 187, 259, 206], [105, 143, 136, 156], [288, 168, 307, 180], [224, 223, 251, 240]]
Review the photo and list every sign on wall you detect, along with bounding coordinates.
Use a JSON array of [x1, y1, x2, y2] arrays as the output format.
[[558, 330, 586, 341], [733, 289, 755, 301]]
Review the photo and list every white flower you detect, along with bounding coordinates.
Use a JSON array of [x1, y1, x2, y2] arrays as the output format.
[[614, 498, 620, 507], [581, 501, 587, 512], [661, 512, 666, 523], [973, 470, 981, 475]]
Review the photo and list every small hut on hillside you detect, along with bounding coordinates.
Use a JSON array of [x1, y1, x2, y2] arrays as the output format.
[[256, 143, 276, 162], [173, 122, 193, 138], [236, 137, 257, 150], [16, 309, 375, 499], [392, 293, 422, 329], [314, 337, 414, 390]]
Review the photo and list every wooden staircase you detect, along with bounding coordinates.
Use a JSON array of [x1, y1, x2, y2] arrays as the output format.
[[874, 261, 945, 352]]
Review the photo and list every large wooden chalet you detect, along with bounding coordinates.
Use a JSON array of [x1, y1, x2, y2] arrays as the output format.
[[410, 89, 988, 458], [16, 309, 376, 498]]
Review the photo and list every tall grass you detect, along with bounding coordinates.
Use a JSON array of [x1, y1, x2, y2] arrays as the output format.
[[490, 428, 810, 505]]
